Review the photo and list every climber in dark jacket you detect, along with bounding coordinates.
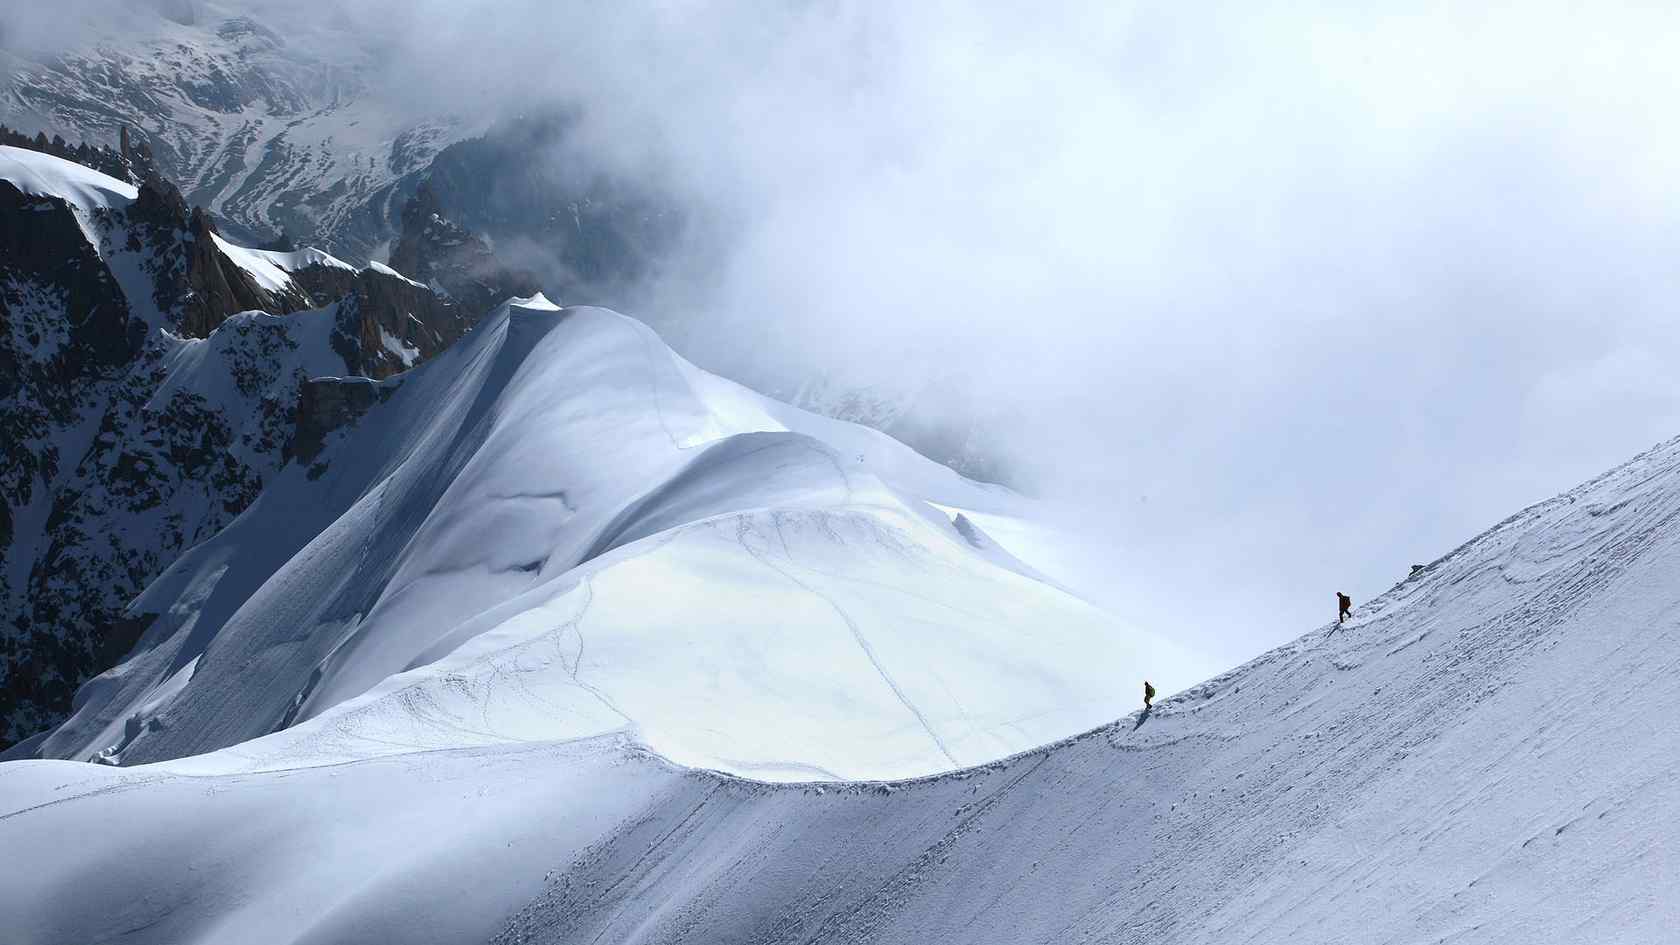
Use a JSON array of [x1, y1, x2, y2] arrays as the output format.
[[1337, 592, 1353, 624], [1143, 679, 1156, 710]]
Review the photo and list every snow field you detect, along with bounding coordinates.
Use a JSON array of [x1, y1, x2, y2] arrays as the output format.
[[5, 427, 1679, 942]]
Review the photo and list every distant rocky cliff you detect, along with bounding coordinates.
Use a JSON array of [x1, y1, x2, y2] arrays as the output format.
[[0, 143, 485, 747]]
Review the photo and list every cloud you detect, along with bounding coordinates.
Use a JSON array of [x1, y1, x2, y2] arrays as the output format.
[[16, 1, 1680, 670]]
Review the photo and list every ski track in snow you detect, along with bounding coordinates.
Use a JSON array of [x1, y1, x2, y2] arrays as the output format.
[[733, 514, 963, 769]]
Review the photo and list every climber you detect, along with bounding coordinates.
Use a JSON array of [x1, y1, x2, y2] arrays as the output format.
[[1143, 679, 1156, 710], [1337, 591, 1353, 624]]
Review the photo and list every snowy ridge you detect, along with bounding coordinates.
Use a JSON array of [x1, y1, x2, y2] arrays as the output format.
[[0, 145, 136, 209], [0, 144, 362, 292], [366, 258, 426, 287], [209, 232, 297, 294], [213, 225, 429, 298], [18, 295, 1191, 782], [4, 404, 1679, 941]]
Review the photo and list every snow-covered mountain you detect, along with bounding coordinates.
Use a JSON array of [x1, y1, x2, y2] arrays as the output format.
[[0, 5, 475, 258], [1, 140, 1203, 774], [3, 7, 1004, 478], [3, 354, 1678, 940], [0, 145, 476, 744], [14, 284, 1191, 778], [3, 6, 684, 306], [2, 116, 1674, 944]]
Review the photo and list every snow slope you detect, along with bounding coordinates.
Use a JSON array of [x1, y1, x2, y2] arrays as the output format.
[[0, 145, 136, 208], [211, 220, 434, 302], [18, 294, 1197, 781], [4, 406, 1679, 941], [0, 143, 139, 252], [1, 7, 478, 255]]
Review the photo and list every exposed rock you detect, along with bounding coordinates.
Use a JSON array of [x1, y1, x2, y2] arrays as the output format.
[[289, 262, 474, 379], [0, 145, 476, 747], [388, 181, 539, 316], [0, 181, 139, 368], [259, 229, 298, 253], [0, 124, 135, 184], [182, 207, 301, 337], [288, 376, 386, 465], [121, 148, 312, 337], [1, 178, 146, 742]]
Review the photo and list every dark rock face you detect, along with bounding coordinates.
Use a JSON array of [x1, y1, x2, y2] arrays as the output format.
[[337, 268, 474, 380], [285, 261, 359, 306], [388, 181, 539, 317], [289, 377, 385, 466], [1, 179, 149, 739], [181, 207, 305, 337], [0, 182, 139, 369], [119, 136, 312, 337], [403, 114, 684, 309], [289, 262, 476, 380], [0, 145, 475, 748]]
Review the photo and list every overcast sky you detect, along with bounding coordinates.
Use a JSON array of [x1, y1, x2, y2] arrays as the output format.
[[16, 1, 1680, 680]]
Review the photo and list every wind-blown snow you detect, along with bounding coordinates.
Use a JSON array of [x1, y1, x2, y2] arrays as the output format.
[[214, 231, 430, 294], [0, 145, 137, 209], [243, 244, 359, 275], [209, 232, 297, 294], [366, 258, 427, 287], [0, 145, 137, 251], [3, 402, 1678, 941]]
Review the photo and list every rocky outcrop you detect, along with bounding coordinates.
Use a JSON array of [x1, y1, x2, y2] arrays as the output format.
[[287, 262, 475, 380], [0, 145, 485, 747], [336, 270, 471, 380], [388, 182, 539, 316], [0, 125, 136, 184], [183, 207, 304, 336], [120, 135, 311, 337], [289, 376, 387, 467], [0, 183, 140, 370], [0, 171, 147, 741]]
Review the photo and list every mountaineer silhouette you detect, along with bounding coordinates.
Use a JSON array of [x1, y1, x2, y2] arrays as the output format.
[[1337, 591, 1353, 624]]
